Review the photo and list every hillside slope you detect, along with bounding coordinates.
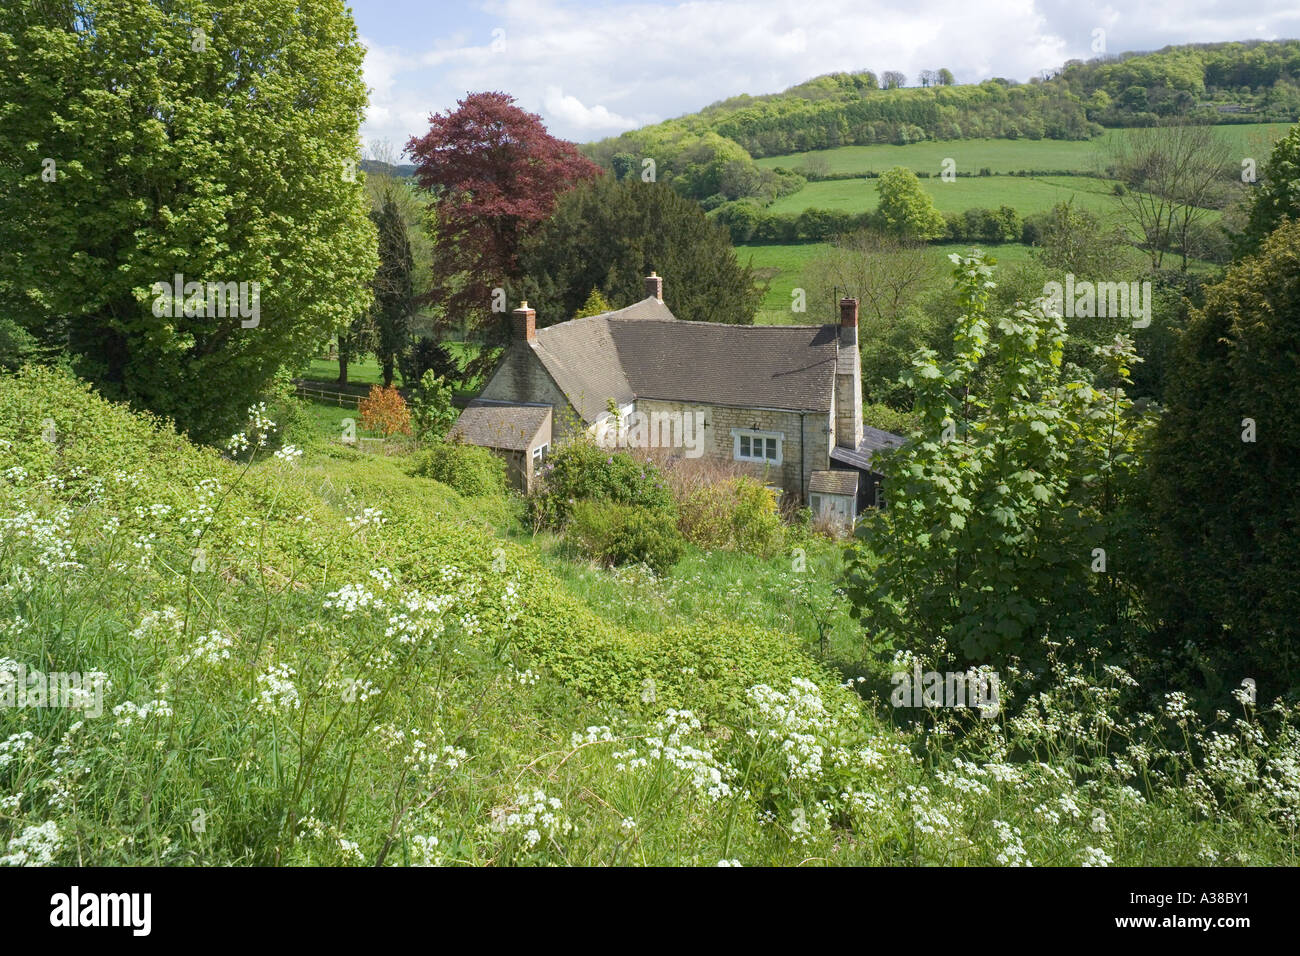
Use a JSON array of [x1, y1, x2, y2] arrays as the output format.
[[1, 366, 1294, 866], [582, 40, 1300, 204]]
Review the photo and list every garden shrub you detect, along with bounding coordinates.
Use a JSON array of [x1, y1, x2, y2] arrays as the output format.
[[358, 385, 411, 438], [411, 439, 507, 497], [567, 501, 685, 574], [529, 441, 673, 527], [675, 475, 784, 557], [408, 371, 457, 442], [729, 479, 784, 556]]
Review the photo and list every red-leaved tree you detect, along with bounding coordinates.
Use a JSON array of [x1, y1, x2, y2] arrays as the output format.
[[406, 92, 601, 354]]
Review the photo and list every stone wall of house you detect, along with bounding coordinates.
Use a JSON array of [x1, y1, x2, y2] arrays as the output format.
[[473, 343, 840, 503], [633, 398, 832, 503], [520, 413, 552, 494], [479, 345, 581, 436]]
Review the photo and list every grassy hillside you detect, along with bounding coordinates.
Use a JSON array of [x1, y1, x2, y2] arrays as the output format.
[[755, 123, 1292, 176], [2, 365, 1296, 866], [584, 42, 1300, 205]]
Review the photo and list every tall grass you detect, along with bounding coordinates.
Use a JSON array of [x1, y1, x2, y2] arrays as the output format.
[[2, 366, 1297, 866]]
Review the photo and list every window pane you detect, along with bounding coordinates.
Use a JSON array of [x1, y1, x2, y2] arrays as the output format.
[[765, 439, 777, 460], [739, 436, 750, 456]]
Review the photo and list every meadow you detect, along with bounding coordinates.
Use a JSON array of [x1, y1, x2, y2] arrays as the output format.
[[742, 241, 1041, 325], [2, 365, 1297, 866], [765, 174, 1127, 219], [754, 123, 1292, 177], [736, 125, 1266, 324]]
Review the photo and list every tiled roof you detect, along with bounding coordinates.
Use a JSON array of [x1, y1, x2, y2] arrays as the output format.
[[448, 400, 550, 451], [829, 425, 906, 472], [528, 297, 839, 421], [531, 313, 637, 423], [809, 469, 859, 496]]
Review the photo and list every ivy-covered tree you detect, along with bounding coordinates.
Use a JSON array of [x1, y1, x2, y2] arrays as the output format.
[[520, 177, 762, 326], [0, 0, 378, 443], [1144, 219, 1300, 702], [336, 307, 374, 387], [844, 253, 1151, 671], [409, 370, 457, 442]]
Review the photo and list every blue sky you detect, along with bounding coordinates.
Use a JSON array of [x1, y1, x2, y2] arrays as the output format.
[[348, 0, 1300, 153]]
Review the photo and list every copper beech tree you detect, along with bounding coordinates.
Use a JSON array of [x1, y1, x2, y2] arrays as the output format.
[[406, 92, 601, 364]]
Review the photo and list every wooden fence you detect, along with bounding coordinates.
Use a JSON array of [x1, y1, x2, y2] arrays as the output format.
[[293, 381, 363, 408]]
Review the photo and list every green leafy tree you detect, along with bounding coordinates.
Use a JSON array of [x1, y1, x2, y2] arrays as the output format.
[[520, 178, 762, 325], [399, 337, 460, 391], [370, 189, 415, 386], [0, 318, 37, 372], [409, 370, 457, 442], [844, 253, 1151, 670], [1022, 200, 1144, 383], [0, 0, 378, 444], [574, 288, 614, 318], [1144, 220, 1300, 701], [611, 152, 637, 181], [1030, 201, 1129, 276], [876, 167, 946, 241], [1238, 123, 1300, 255]]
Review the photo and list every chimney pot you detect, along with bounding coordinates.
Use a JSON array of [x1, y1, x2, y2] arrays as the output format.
[[512, 301, 536, 342], [645, 272, 663, 302]]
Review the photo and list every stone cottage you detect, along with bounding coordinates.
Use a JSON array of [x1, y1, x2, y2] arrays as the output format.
[[449, 273, 903, 517]]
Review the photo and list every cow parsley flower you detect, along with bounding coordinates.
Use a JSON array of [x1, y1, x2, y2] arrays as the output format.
[[256, 664, 300, 714], [179, 630, 233, 667], [490, 790, 572, 850], [1, 821, 61, 867], [345, 507, 385, 530], [1080, 846, 1112, 867]]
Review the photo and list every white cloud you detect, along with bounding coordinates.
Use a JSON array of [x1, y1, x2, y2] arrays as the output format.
[[543, 87, 639, 133]]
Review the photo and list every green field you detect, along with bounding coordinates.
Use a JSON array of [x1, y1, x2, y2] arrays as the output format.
[[300, 342, 483, 391], [742, 241, 1038, 324], [766, 174, 1129, 219], [754, 123, 1292, 177], [302, 356, 387, 386], [737, 243, 830, 324]]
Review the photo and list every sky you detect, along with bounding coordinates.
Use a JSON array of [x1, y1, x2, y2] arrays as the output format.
[[349, 0, 1300, 153]]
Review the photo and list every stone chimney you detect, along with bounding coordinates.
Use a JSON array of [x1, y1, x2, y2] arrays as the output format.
[[839, 296, 859, 346], [645, 272, 663, 302], [511, 301, 536, 342], [835, 297, 863, 451]]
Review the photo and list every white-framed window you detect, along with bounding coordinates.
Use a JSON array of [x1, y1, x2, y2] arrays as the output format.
[[532, 443, 549, 475], [731, 428, 782, 465]]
